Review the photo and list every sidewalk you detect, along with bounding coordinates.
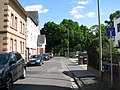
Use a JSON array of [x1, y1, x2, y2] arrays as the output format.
[[64, 58, 112, 90]]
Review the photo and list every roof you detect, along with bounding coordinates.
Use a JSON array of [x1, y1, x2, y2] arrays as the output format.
[[12, 0, 27, 17], [37, 35, 46, 46], [27, 11, 39, 26]]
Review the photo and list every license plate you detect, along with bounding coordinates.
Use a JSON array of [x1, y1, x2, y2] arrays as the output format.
[[31, 62, 35, 64]]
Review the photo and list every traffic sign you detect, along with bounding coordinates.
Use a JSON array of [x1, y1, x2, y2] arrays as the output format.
[[106, 27, 116, 37]]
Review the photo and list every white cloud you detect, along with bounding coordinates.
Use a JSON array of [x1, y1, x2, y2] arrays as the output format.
[[73, 5, 85, 10], [73, 14, 85, 19], [78, 1, 89, 5], [70, 6, 85, 14], [43, 9, 49, 13], [70, 5, 85, 19], [70, 0, 95, 19], [86, 12, 95, 17], [25, 5, 49, 14], [70, 9, 78, 15]]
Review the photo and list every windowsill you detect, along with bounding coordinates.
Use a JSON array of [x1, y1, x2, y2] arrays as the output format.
[[20, 32, 25, 35], [10, 27, 17, 31]]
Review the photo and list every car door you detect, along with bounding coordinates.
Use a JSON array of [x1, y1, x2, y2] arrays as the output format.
[[15, 53, 24, 78], [9, 53, 18, 81]]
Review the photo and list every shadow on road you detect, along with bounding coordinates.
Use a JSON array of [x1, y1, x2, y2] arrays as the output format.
[[11, 84, 73, 90], [63, 70, 113, 90]]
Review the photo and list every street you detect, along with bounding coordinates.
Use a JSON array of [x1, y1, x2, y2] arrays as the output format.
[[12, 57, 73, 90]]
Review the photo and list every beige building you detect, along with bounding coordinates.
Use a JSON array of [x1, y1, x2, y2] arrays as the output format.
[[0, 0, 27, 59]]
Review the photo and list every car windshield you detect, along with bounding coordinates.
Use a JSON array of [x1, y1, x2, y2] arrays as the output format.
[[43, 54, 48, 56], [32, 55, 39, 58], [0, 54, 9, 64]]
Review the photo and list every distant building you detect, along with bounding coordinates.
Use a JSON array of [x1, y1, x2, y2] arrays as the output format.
[[37, 35, 46, 54], [0, 0, 27, 59], [114, 14, 120, 51], [26, 11, 40, 61]]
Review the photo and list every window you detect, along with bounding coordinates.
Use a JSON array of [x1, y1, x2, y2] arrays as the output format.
[[10, 38, 13, 51], [15, 17, 17, 30], [20, 21, 22, 33], [11, 13, 14, 28], [9, 53, 17, 62], [15, 53, 22, 60], [14, 40, 17, 51], [20, 41, 22, 53], [23, 23, 25, 34], [23, 42, 24, 53], [117, 23, 120, 32], [20, 22, 25, 34]]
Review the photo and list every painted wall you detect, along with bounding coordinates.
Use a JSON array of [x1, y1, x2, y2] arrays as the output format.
[[0, 0, 27, 59], [26, 17, 40, 56]]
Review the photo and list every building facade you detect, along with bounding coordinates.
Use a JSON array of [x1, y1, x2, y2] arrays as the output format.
[[37, 35, 46, 54], [26, 11, 40, 61], [114, 15, 120, 51], [0, 0, 27, 59]]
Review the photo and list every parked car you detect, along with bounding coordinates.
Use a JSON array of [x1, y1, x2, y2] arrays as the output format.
[[50, 52, 53, 58], [28, 54, 44, 66], [42, 53, 50, 60], [0, 52, 26, 90], [69, 52, 76, 58]]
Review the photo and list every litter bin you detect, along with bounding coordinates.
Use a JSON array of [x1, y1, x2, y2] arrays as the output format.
[[78, 55, 83, 65]]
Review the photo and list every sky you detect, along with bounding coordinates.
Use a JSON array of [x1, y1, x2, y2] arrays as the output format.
[[18, 0, 120, 28]]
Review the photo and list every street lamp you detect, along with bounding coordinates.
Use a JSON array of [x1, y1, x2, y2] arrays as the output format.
[[97, 0, 102, 77], [68, 28, 69, 58]]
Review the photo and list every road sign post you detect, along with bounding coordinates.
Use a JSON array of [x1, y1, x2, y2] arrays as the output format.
[[106, 27, 115, 86], [110, 31, 113, 86]]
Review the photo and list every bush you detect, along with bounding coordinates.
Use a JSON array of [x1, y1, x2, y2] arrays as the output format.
[[87, 36, 119, 70], [87, 38, 99, 69]]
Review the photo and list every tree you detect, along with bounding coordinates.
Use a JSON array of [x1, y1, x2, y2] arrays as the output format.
[[40, 19, 95, 55], [104, 10, 120, 27], [41, 21, 66, 53], [90, 24, 106, 37], [60, 19, 80, 53], [88, 36, 119, 69]]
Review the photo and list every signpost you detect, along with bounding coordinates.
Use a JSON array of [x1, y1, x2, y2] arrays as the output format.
[[106, 27, 115, 37], [106, 27, 115, 86]]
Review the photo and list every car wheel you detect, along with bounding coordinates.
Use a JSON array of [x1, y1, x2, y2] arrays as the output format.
[[5, 75, 12, 90], [39, 61, 42, 66], [41, 60, 44, 64], [21, 68, 26, 79]]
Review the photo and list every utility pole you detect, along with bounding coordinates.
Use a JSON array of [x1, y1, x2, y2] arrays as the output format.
[[68, 29, 69, 58], [97, 0, 102, 77]]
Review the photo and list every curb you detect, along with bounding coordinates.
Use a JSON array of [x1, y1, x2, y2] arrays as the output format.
[[71, 72, 82, 89], [63, 58, 81, 90]]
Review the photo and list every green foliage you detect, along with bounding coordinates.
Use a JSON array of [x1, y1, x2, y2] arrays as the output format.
[[87, 38, 99, 69], [40, 19, 95, 55], [88, 36, 119, 69], [104, 10, 120, 27], [90, 24, 106, 37], [41, 21, 67, 53]]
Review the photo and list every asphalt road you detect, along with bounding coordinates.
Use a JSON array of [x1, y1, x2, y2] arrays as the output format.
[[12, 57, 73, 90]]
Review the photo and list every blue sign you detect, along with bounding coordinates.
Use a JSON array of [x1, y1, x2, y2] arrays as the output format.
[[106, 27, 116, 37]]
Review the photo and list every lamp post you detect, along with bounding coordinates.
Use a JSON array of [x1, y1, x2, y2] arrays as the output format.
[[97, 0, 102, 77], [68, 28, 69, 58]]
